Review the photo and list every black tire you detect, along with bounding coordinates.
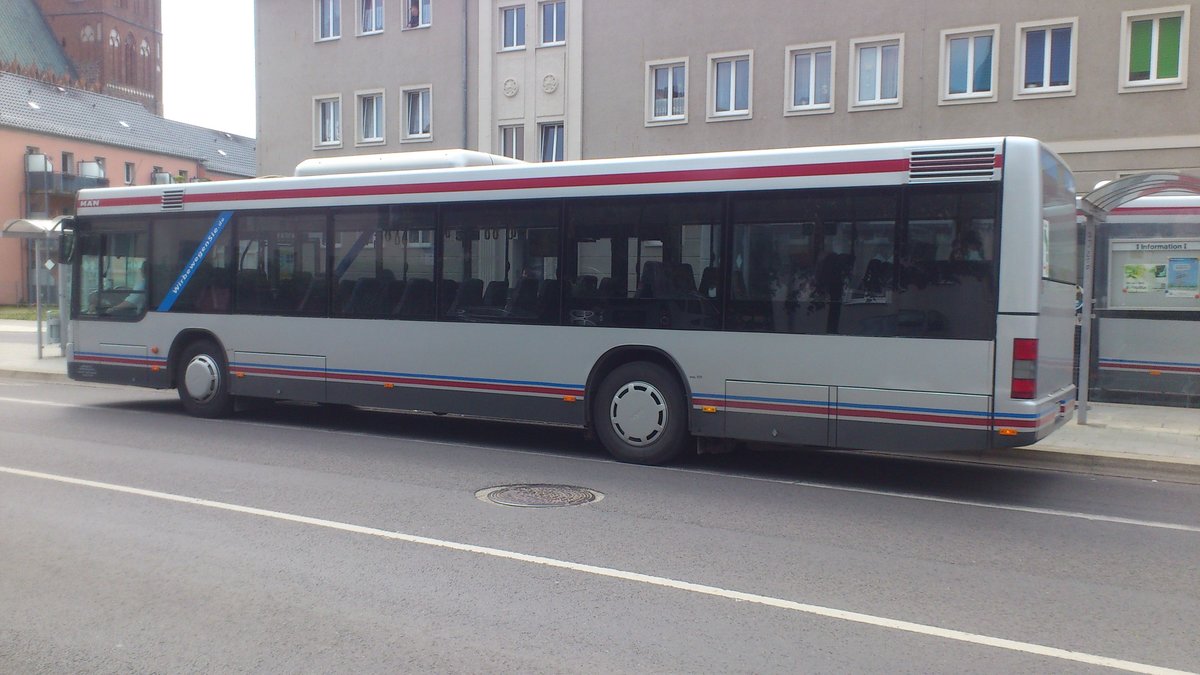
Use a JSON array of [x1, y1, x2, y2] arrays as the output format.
[[177, 339, 234, 418], [592, 361, 689, 465]]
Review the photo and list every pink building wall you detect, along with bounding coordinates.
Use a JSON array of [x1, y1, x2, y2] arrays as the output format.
[[1, 127, 242, 304]]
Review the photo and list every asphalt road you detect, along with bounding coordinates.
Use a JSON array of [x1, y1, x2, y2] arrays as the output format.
[[2, 378, 1198, 674]]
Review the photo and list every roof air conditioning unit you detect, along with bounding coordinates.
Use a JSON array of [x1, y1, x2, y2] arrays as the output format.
[[151, 171, 174, 184]]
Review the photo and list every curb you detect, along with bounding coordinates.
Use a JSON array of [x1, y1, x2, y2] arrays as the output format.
[[937, 446, 1200, 485], [0, 369, 71, 384]]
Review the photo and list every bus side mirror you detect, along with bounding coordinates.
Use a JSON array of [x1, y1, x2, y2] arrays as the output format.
[[60, 225, 77, 264]]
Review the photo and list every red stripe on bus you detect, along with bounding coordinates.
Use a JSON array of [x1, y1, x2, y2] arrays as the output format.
[[1110, 206, 1200, 216], [81, 158, 914, 210]]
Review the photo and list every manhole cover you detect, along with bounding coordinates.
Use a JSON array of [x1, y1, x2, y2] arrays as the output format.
[[476, 484, 603, 508]]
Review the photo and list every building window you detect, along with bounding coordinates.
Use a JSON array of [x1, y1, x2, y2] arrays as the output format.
[[940, 26, 998, 104], [1016, 19, 1077, 98], [787, 43, 834, 113], [540, 122, 564, 162], [647, 59, 687, 124], [359, 0, 383, 34], [403, 87, 432, 140], [709, 51, 752, 119], [406, 0, 431, 29], [541, 1, 565, 45], [357, 91, 385, 144], [315, 95, 342, 147], [850, 35, 902, 109], [1121, 6, 1189, 91], [61, 152, 75, 174], [501, 5, 525, 49], [316, 0, 341, 40], [124, 162, 135, 185], [500, 124, 524, 160]]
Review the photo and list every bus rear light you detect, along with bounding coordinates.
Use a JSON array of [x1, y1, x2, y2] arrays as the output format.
[[1011, 338, 1038, 399], [998, 428, 1018, 436]]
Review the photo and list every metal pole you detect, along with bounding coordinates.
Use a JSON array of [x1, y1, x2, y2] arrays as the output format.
[[1076, 215, 1097, 424], [35, 237, 43, 360]]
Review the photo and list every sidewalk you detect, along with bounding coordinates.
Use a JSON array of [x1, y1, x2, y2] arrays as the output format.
[[1, 319, 1197, 481]]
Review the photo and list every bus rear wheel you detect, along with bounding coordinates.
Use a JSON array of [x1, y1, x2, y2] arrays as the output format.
[[593, 361, 688, 465], [177, 339, 234, 418]]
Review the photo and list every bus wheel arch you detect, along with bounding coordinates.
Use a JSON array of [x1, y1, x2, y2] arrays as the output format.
[[585, 346, 693, 465], [170, 330, 234, 418]]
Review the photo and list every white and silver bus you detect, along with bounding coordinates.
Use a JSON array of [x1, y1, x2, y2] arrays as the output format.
[[66, 137, 1078, 464]]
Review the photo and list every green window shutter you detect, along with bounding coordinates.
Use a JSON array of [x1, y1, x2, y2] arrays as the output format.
[[1157, 16, 1182, 80], [1129, 19, 1153, 80]]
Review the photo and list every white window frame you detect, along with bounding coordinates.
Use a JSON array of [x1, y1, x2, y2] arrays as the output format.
[[645, 58, 688, 126], [499, 124, 524, 160], [501, 5, 526, 50], [315, 0, 341, 41], [404, 0, 431, 29], [401, 85, 432, 141], [539, 122, 564, 162], [849, 34, 903, 111], [939, 25, 999, 105], [124, 162, 135, 185], [1014, 18, 1078, 100], [785, 42, 835, 115], [313, 94, 343, 149], [356, 89, 386, 145], [707, 50, 753, 121], [358, 0, 384, 35], [1119, 6, 1190, 93], [540, 1, 566, 46]]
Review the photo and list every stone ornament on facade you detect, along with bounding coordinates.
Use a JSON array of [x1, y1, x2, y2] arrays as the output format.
[[542, 74, 559, 94], [503, 78, 519, 97]]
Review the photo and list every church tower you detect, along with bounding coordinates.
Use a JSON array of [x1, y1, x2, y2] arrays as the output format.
[[34, 0, 163, 114]]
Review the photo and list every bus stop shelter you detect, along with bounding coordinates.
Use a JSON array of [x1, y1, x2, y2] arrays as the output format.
[[1, 217, 69, 359], [1077, 171, 1200, 422]]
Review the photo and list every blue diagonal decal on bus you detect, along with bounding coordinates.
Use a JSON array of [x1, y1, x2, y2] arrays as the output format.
[[156, 211, 234, 312], [334, 229, 376, 278]]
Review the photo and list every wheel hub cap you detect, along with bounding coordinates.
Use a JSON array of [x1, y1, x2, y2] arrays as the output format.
[[609, 380, 667, 446], [184, 355, 220, 403]]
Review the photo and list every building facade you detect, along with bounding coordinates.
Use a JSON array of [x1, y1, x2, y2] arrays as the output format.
[[256, 0, 1198, 191], [1, 72, 256, 305]]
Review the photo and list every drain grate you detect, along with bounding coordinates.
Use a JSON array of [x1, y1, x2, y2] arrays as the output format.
[[476, 484, 603, 508]]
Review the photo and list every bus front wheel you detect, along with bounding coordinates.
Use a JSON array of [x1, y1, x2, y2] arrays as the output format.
[[178, 340, 234, 418], [593, 362, 688, 465]]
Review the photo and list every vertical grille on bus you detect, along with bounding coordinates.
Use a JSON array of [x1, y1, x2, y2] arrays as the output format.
[[908, 147, 999, 182], [161, 189, 185, 210]]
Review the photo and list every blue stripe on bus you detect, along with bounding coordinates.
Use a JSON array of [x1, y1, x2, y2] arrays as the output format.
[[156, 210, 234, 312]]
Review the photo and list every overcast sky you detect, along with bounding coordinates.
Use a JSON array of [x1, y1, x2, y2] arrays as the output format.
[[161, 0, 257, 138]]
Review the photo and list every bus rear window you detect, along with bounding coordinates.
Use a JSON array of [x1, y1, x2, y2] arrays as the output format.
[[1041, 148, 1079, 284]]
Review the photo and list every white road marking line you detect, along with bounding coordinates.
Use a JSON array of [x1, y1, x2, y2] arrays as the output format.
[[3, 395, 1198, 534], [0, 465, 1193, 675]]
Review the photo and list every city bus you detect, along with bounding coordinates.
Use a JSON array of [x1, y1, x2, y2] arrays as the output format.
[[65, 137, 1078, 464]]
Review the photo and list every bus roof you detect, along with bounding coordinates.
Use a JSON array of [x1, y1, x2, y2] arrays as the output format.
[[76, 136, 1034, 217]]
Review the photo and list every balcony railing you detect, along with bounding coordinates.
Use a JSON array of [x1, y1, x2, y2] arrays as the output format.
[[26, 171, 110, 194]]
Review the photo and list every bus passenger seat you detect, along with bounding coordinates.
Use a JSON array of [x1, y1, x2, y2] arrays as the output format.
[[483, 280, 508, 307], [394, 278, 434, 318], [508, 278, 539, 313], [698, 266, 719, 298]]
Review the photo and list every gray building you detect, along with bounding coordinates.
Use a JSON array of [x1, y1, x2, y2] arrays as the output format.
[[255, 0, 1199, 190]]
